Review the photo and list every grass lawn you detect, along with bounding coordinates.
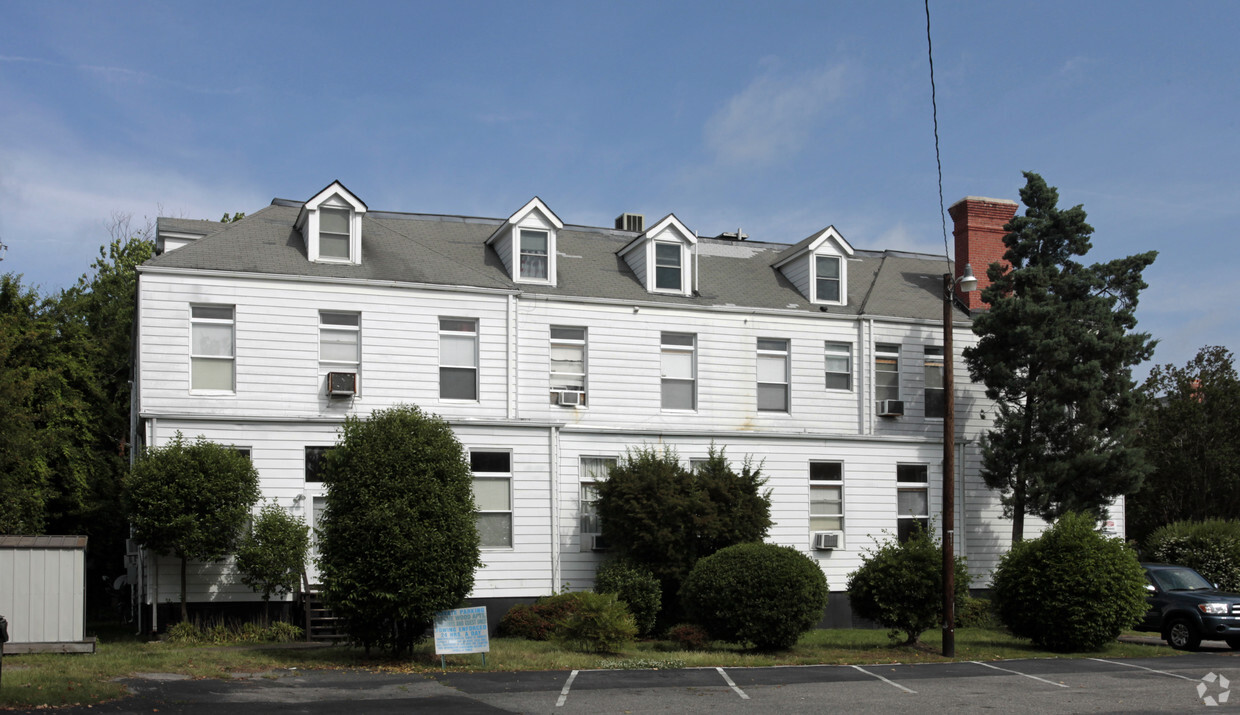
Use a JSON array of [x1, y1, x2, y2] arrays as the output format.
[[0, 624, 1172, 710]]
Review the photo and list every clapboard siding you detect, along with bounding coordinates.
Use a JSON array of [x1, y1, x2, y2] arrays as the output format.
[[778, 254, 811, 300]]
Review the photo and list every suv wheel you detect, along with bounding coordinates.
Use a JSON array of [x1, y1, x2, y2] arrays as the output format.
[[1167, 618, 1202, 651]]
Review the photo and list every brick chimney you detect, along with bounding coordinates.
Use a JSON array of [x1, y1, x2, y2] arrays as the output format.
[[948, 196, 1018, 312]]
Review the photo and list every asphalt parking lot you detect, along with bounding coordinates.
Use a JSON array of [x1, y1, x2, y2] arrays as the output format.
[[25, 649, 1240, 714]]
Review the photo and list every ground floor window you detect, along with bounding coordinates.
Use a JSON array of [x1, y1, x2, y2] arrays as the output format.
[[809, 461, 843, 532], [472, 450, 512, 549], [897, 464, 929, 542]]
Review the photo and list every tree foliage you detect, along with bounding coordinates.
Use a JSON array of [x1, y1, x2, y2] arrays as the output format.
[[594, 446, 771, 603], [317, 404, 481, 655], [1144, 519, 1240, 592], [991, 512, 1146, 652], [963, 172, 1156, 541], [123, 434, 260, 621], [236, 501, 311, 624], [846, 524, 969, 644], [1127, 346, 1240, 542]]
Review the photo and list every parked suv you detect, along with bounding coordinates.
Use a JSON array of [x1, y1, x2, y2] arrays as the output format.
[[1138, 563, 1240, 650]]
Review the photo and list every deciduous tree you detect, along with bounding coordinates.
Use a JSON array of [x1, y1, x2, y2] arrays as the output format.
[[964, 172, 1156, 542], [236, 501, 310, 625]]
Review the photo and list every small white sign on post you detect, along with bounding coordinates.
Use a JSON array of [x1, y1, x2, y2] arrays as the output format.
[[434, 606, 490, 665]]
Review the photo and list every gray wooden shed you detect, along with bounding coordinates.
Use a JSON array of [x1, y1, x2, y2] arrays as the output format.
[[0, 536, 94, 653]]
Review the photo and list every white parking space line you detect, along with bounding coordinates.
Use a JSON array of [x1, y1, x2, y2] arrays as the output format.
[[1088, 658, 1195, 681], [716, 667, 750, 699], [851, 665, 916, 694], [556, 670, 579, 707], [970, 660, 1069, 688]]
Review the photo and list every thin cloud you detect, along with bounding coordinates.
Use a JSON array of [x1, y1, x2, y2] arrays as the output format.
[[0, 54, 246, 96], [704, 63, 850, 165]]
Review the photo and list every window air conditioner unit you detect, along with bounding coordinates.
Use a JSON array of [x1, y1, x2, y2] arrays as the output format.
[[813, 531, 843, 551], [589, 534, 611, 552], [877, 399, 904, 417], [327, 371, 357, 397], [556, 390, 584, 406]]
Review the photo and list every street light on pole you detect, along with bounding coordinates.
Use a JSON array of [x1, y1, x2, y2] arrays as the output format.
[[942, 262, 976, 658]]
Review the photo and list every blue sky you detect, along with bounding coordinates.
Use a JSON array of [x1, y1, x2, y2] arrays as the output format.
[[2, 1, 1237, 376]]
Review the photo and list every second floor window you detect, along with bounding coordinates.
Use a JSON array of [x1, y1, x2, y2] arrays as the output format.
[[924, 346, 945, 418], [550, 326, 586, 405], [654, 242, 682, 291], [875, 343, 901, 403], [757, 338, 789, 412], [190, 304, 235, 392], [439, 318, 478, 401], [519, 229, 549, 280], [319, 312, 360, 368], [660, 332, 696, 410], [825, 341, 852, 390]]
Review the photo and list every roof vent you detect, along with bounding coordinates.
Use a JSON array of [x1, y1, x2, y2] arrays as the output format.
[[615, 213, 645, 233], [714, 228, 748, 241]]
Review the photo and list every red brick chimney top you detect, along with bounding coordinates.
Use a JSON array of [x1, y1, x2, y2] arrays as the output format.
[[948, 196, 1018, 312]]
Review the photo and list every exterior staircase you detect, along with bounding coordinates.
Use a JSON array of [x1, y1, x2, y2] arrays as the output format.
[[301, 579, 347, 643]]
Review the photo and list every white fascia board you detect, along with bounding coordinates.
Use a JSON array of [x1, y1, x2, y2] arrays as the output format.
[[157, 230, 208, 241], [487, 196, 563, 244], [304, 181, 368, 213], [771, 225, 853, 269]]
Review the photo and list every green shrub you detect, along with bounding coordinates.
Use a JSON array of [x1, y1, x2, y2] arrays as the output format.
[[1145, 520, 1240, 591], [595, 560, 661, 636], [265, 621, 303, 642], [497, 592, 587, 640], [680, 542, 827, 651], [666, 623, 712, 651], [238, 621, 265, 643], [992, 512, 1147, 652], [551, 591, 637, 654], [166, 621, 201, 643], [846, 525, 970, 644], [956, 596, 997, 629]]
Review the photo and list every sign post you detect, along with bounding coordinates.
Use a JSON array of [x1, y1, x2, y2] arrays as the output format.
[[433, 606, 489, 670]]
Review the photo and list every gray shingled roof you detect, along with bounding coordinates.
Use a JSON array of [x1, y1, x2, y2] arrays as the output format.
[[144, 199, 965, 322]]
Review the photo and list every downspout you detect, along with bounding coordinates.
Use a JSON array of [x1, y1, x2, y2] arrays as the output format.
[[149, 417, 157, 634], [507, 295, 517, 420], [549, 424, 561, 592], [693, 233, 699, 295], [863, 318, 874, 436]]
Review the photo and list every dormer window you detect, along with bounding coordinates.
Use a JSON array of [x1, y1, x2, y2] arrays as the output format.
[[519, 229, 550, 280], [815, 255, 842, 302], [296, 181, 367, 266], [654, 242, 683, 291], [319, 207, 352, 259]]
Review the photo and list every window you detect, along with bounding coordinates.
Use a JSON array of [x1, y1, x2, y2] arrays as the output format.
[[305, 446, 336, 483], [825, 341, 852, 390], [320, 312, 360, 368], [660, 332, 696, 410], [319, 207, 351, 259], [471, 451, 512, 549], [439, 318, 478, 400], [191, 305, 235, 391], [809, 462, 843, 532], [550, 327, 586, 405], [689, 458, 710, 474], [579, 457, 615, 550], [897, 464, 929, 543], [519, 229, 549, 280], [654, 242, 682, 291], [757, 338, 789, 412], [875, 343, 901, 403], [816, 255, 841, 302], [924, 346, 945, 418]]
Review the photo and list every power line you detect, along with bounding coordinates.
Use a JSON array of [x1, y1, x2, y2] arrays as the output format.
[[925, 0, 950, 260]]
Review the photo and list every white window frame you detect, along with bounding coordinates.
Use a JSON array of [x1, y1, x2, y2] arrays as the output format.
[[317, 206, 353, 261], [660, 332, 697, 411], [439, 317, 478, 401], [825, 341, 852, 391], [305, 445, 336, 484], [320, 311, 360, 366], [809, 461, 844, 533], [875, 343, 901, 403], [471, 450, 513, 550], [579, 456, 616, 551], [896, 464, 930, 543], [550, 326, 587, 406], [190, 304, 235, 393], [653, 241, 684, 292], [518, 228, 551, 282], [813, 254, 844, 304], [924, 346, 945, 419], [757, 338, 790, 413]]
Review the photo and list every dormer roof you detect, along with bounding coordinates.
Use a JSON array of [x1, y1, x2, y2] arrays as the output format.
[[485, 197, 563, 245], [770, 225, 853, 269], [616, 213, 697, 257]]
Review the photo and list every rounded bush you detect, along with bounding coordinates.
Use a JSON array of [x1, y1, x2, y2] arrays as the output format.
[[1145, 520, 1240, 591], [497, 593, 586, 640], [846, 526, 970, 644], [595, 560, 661, 636], [551, 591, 637, 653], [666, 623, 712, 651], [680, 542, 827, 651], [992, 512, 1147, 652]]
